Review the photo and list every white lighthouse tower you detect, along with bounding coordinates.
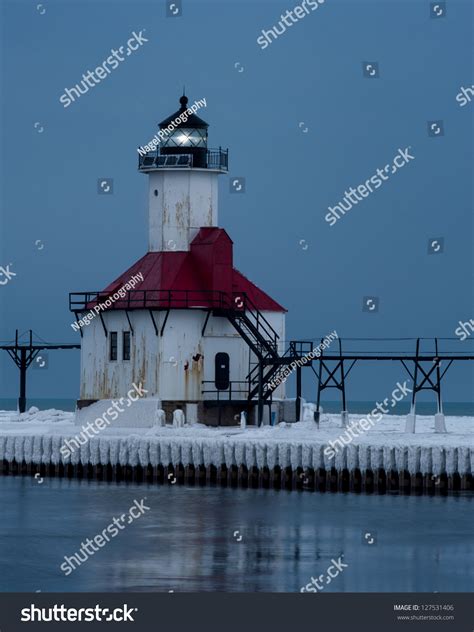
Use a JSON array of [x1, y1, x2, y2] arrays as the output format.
[[146, 95, 220, 252], [70, 94, 286, 426]]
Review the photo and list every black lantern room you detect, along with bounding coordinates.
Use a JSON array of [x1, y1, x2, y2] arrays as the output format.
[[138, 94, 228, 173], [159, 95, 209, 168]]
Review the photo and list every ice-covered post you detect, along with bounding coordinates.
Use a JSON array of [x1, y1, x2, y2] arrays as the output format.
[[339, 339, 349, 428], [296, 363, 303, 421], [155, 408, 166, 427], [405, 339, 419, 433], [314, 410, 320, 426], [240, 411, 247, 429], [434, 407, 447, 433], [433, 349, 447, 433], [173, 409, 185, 428], [405, 404, 416, 433]]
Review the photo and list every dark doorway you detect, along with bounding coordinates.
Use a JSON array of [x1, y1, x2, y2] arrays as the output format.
[[215, 352, 230, 390]]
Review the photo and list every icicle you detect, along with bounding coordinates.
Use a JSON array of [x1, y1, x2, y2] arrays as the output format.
[[14, 435, 25, 465], [407, 446, 420, 475], [138, 439, 150, 467], [180, 440, 192, 468], [256, 443, 266, 469], [445, 447, 457, 476], [245, 442, 257, 468], [302, 443, 312, 470], [394, 446, 408, 472], [312, 444, 324, 470], [334, 445, 347, 471], [192, 440, 203, 466], [266, 443, 277, 470], [420, 447, 432, 475], [51, 436, 62, 465], [347, 444, 358, 472], [277, 443, 290, 469], [290, 444, 302, 469], [234, 441, 245, 467], [202, 441, 213, 467], [41, 436, 52, 464], [224, 441, 235, 468]]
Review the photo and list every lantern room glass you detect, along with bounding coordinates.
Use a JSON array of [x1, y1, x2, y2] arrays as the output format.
[[161, 127, 208, 149]]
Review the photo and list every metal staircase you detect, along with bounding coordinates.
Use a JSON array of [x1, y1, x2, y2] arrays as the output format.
[[218, 293, 286, 402], [246, 345, 293, 401], [225, 300, 279, 361]]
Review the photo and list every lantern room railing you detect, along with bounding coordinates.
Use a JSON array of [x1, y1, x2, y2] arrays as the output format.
[[138, 148, 228, 172]]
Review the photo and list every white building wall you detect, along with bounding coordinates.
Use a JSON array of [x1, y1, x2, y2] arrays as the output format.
[[148, 170, 219, 252], [79, 309, 286, 402], [79, 310, 162, 400]]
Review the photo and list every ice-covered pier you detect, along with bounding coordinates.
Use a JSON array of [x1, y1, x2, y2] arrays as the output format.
[[0, 408, 472, 494]]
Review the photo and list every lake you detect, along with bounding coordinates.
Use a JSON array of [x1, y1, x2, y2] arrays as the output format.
[[0, 477, 472, 592]]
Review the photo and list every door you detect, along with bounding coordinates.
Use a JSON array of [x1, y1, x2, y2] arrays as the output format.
[[215, 352, 230, 390]]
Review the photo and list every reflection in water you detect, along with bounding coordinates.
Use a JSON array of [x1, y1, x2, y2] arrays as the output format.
[[0, 477, 472, 592]]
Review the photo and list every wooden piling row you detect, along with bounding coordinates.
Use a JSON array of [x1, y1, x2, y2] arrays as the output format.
[[0, 459, 472, 494]]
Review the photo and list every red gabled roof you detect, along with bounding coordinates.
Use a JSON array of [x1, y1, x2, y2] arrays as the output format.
[[100, 228, 286, 312]]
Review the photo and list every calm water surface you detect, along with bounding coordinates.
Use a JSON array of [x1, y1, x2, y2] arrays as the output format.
[[0, 477, 472, 592]]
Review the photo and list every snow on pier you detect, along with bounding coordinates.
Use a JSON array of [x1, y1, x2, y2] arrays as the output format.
[[0, 408, 472, 491]]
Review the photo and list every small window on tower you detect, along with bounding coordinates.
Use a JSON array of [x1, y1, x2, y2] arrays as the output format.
[[109, 332, 118, 361], [123, 331, 131, 361]]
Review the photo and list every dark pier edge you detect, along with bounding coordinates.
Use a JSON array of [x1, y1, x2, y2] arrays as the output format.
[[1, 460, 472, 494]]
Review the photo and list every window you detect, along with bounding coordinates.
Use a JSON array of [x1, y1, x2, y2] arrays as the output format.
[[161, 127, 208, 148], [123, 331, 131, 361], [109, 332, 118, 361]]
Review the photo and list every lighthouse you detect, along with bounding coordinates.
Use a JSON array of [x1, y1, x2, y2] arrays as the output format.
[[70, 94, 286, 425], [144, 95, 219, 252]]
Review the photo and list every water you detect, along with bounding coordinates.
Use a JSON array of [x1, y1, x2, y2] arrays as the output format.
[[0, 477, 472, 593], [0, 399, 77, 412], [1, 399, 473, 416]]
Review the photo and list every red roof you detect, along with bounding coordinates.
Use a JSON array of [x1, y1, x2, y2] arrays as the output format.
[[100, 228, 286, 312]]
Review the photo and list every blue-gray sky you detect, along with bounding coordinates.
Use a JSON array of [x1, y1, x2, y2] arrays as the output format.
[[0, 0, 473, 402]]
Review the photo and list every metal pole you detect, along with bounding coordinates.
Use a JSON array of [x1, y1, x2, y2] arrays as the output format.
[[411, 338, 420, 412], [315, 339, 324, 425], [339, 338, 347, 411], [257, 362, 264, 426], [296, 364, 302, 421], [19, 348, 27, 413], [435, 338, 442, 413]]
